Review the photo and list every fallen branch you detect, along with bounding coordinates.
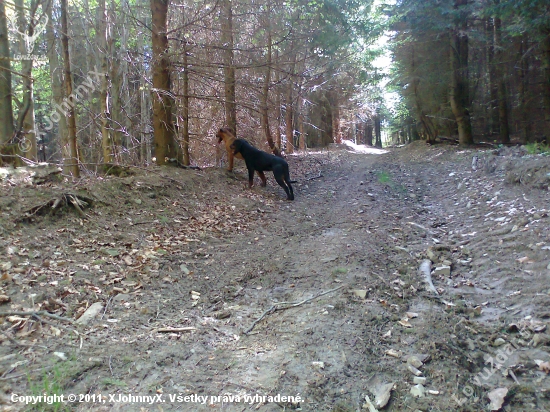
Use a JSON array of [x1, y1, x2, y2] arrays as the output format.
[[153, 327, 197, 333], [244, 285, 345, 335], [305, 171, 323, 181], [407, 222, 434, 235], [0, 330, 34, 347], [418, 259, 438, 295], [0, 311, 75, 323]]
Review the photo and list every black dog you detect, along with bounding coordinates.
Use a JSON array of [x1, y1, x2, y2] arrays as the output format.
[[230, 139, 295, 200]]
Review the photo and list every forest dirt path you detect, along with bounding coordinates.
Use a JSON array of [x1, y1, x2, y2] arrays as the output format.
[[1, 142, 550, 411]]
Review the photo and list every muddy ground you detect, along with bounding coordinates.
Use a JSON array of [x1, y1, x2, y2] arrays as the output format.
[[1, 141, 550, 412]]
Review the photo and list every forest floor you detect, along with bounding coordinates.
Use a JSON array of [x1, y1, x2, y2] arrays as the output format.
[[1, 141, 550, 412]]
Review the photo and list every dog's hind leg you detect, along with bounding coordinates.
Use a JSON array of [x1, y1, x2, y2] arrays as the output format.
[[283, 168, 295, 200], [257, 171, 267, 187], [274, 173, 293, 200]]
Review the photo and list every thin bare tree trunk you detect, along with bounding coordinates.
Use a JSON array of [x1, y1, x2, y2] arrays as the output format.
[[45, 0, 67, 164], [14, 0, 38, 161], [97, 0, 112, 163], [541, 32, 550, 128], [518, 34, 532, 144], [330, 90, 341, 144], [0, 1, 14, 144], [274, 49, 282, 151], [60, 0, 80, 177], [493, 16, 509, 143], [260, 25, 281, 157], [150, 0, 180, 165], [486, 18, 498, 135], [221, 0, 236, 133], [450, 0, 473, 146], [374, 112, 382, 148], [182, 43, 190, 165], [298, 97, 305, 151]]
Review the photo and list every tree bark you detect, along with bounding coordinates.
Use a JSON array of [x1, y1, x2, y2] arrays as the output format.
[[221, 0, 236, 134], [365, 121, 373, 146], [284, 51, 297, 154], [0, 1, 14, 144], [97, 0, 112, 163], [14, 0, 39, 161], [150, 0, 180, 165], [449, 0, 473, 146], [182, 44, 190, 166], [60, 0, 80, 177], [45, 0, 67, 164], [493, 16, 509, 143], [541, 32, 550, 128], [330, 90, 341, 144], [486, 18, 499, 135], [518, 34, 532, 144], [260, 25, 281, 157], [374, 112, 382, 148]]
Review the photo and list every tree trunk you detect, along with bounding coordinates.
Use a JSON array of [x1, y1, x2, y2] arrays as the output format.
[[139, 0, 151, 165], [541, 32, 550, 128], [366, 121, 373, 146], [449, 0, 473, 146], [221, 0, 236, 133], [274, 49, 282, 151], [150, 0, 180, 165], [298, 108, 305, 151], [411, 45, 436, 143], [97, 0, 112, 163], [45, 0, 67, 164], [0, 1, 14, 144], [486, 18, 499, 135], [260, 26, 281, 157], [14, 0, 38, 161], [182, 44, 190, 166], [284, 51, 297, 154], [330, 91, 341, 144], [60, 0, 80, 177], [518, 34, 532, 144], [494, 16, 509, 143], [374, 113, 382, 148]]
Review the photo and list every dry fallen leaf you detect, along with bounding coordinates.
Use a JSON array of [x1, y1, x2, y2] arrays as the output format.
[[538, 361, 550, 373], [488, 387, 508, 411], [516, 256, 533, 264], [398, 319, 413, 328]]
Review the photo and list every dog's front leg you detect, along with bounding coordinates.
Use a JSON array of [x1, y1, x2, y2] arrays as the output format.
[[228, 151, 234, 171]]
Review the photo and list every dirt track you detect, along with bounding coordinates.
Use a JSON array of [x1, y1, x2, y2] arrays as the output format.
[[1, 142, 550, 411]]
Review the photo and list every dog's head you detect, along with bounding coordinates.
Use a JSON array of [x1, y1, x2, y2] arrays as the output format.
[[216, 127, 234, 144], [230, 139, 245, 155]]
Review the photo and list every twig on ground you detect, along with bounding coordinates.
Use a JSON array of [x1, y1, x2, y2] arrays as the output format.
[[0, 311, 74, 323], [243, 285, 345, 335], [0, 330, 34, 347], [305, 171, 323, 181], [153, 327, 197, 333]]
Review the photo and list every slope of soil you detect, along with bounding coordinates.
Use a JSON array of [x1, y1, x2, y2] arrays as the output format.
[[0, 143, 549, 412]]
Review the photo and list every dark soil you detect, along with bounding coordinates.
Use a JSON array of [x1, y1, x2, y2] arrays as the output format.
[[1, 142, 549, 411]]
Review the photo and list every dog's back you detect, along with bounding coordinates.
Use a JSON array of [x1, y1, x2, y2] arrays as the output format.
[[232, 139, 294, 200]]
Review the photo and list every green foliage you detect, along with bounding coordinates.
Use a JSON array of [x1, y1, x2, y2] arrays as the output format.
[[524, 142, 550, 155], [27, 362, 74, 412]]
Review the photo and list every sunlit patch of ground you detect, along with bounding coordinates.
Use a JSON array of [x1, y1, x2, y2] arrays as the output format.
[[342, 139, 389, 154]]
